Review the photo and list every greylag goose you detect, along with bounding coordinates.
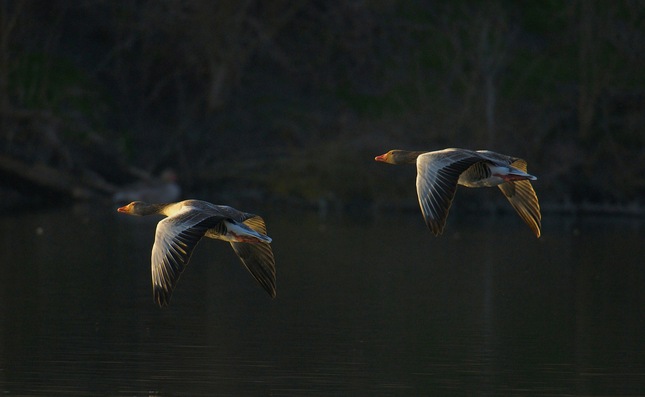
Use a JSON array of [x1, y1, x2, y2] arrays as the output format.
[[375, 148, 541, 237], [117, 199, 276, 306]]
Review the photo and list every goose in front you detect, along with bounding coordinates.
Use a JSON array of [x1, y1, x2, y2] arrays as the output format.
[[375, 148, 541, 237], [117, 199, 276, 307]]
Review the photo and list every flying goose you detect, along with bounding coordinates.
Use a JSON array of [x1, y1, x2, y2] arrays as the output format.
[[375, 148, 541, 237], [117, 199, 276, 306]]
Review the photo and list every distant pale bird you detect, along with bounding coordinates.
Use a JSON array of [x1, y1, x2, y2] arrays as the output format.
[[375, 148, 541, 237], [117, 199, 276, 306], [113, 169, 181, 204]]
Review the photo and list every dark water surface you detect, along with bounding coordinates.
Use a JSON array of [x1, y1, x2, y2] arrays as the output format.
[[1, 205, 644, 396]]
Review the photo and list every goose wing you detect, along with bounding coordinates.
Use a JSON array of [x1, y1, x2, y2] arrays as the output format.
[[151, 207, 225, 307], [416, 149, 487, 235], [474, 150, 515, 165], [497, 159, 542, 238], [229, 215, 276, 297]]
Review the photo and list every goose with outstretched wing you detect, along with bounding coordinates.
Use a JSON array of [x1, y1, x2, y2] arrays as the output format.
[[375, 148, 541, 237], [118, 199, 276, 307]]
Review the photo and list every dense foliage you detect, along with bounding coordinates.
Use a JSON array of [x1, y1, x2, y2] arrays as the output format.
[[1, 1, 644, 210]]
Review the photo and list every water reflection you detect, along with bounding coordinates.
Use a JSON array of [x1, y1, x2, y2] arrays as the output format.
[[0, 206, 643, 395]]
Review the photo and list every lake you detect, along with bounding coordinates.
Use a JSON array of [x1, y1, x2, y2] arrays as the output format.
[[0, 204, 644, 396]]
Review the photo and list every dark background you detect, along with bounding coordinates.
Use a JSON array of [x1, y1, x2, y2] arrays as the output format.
[[1, 1, 644, 211]]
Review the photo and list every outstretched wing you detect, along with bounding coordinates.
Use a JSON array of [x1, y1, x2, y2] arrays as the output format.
[[229, 215, 276, 297], [497, 159, 542, 238], [416, 149, 486, 235], [151, 210, 223, 307]]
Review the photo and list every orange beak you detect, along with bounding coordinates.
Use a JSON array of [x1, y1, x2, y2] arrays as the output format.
[[374, 153, 388, 162], [117, 204, 130, 213]]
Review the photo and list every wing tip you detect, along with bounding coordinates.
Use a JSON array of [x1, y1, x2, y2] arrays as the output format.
[[261, 276, 277, 298], [154, 286, 172, 308], [423, 215, 446, 237]]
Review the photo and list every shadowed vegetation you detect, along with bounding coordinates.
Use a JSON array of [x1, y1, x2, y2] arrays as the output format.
[[1, 1, 644, 212]]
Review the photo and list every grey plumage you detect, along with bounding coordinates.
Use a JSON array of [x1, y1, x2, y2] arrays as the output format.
[[376, 148, 541, 237], [118, 199, 276, 307]]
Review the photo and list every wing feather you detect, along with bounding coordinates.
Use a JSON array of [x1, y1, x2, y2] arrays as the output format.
[[498, 177, 541, 238], [497, 159, 541, 238], [151, 209, 225, 307], [416, 150, 486, 235], [229, 216, 276, 297]]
